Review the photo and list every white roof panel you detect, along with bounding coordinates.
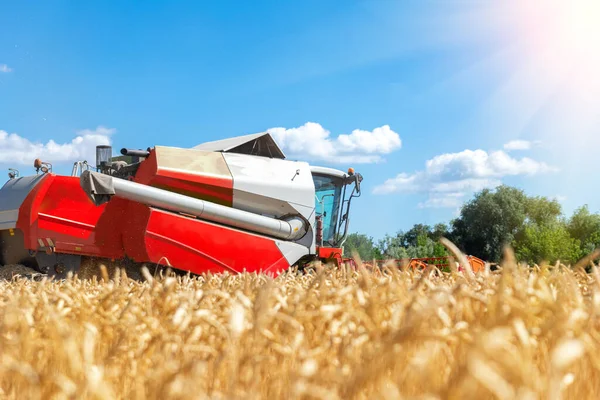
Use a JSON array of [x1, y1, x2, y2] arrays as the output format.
[[193, 132, 286, 159], [310, 166, 348, 179]]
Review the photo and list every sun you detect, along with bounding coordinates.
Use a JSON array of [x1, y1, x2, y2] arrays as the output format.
[[511, 0, 600, 97], [428, 0, 600, 156]]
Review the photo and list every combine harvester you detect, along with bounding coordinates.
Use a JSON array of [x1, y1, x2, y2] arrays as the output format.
[[0, 133, 365, 279], [0, 132, 484, 280]]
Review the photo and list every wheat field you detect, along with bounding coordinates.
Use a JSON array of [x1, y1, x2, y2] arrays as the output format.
[[0, 250, 599, 400]]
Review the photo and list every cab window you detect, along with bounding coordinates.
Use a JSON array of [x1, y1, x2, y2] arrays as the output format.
[[313, 174, 343, 246]]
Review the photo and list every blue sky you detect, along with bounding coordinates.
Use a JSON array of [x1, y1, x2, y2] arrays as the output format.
[[1, 0, 599, 240]]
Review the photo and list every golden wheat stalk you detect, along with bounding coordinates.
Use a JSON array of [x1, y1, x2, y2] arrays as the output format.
[[0, 247, 598, 399]]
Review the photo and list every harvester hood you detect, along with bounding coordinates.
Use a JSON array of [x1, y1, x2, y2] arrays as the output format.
[[192, 132, 286, 159], [80, 170, 115, 206]]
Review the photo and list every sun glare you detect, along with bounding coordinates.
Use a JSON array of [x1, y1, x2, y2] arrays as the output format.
[[514, 0, 600, 95], [434, 0, 600, 154]]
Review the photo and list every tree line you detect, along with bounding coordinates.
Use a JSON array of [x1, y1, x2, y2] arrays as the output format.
[[344, 185, 600, 265]]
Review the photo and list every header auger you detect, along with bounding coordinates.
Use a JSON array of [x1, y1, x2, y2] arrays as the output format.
[[0, 132, 363, 280]]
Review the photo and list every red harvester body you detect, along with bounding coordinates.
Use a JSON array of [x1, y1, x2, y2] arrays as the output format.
[[0, 133, 362, 279]]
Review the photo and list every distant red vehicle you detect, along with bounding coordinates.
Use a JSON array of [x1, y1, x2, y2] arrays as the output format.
[[343, 255, 487, 273]]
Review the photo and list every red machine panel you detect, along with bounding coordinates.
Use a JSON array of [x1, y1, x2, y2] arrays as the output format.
[[122, 206, 291, 275], [134, 146, 234, 207], [16, 174, 125, 259], [317, 246, 343, 265]]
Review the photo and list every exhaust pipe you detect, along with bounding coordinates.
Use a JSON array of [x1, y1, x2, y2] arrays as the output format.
[[120, 148, 150, 158], [79, 170, 307, 241]]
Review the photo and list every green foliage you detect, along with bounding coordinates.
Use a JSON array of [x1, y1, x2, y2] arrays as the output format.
[[448, 185, 600, 264], [451, 185, 528, 262], [524, 196, 563, 226], [513, 222, 582, 265], [377, 225, 449, 259], [511, 195, 581, 264], [343, 233, 382, 261], [432, 223, 450, 241], [402, 224, 431, 247], [567, 205, 600, 256], [347, 186, 599, 266]]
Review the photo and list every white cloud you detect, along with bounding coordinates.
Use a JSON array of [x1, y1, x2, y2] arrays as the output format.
[[0, 64, 12, 73], [266, 122, 401, 164], [0, 126, 115, 166], [430, 178, 502, 193], [503, 139, 541, 151], [425, 149, 555, 179], [553, 195, 567, 202], [374, 147, 557, 208], [418, 192, 466, 209]]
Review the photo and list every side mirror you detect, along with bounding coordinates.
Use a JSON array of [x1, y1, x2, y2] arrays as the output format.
[[355, 173, 363, 194]]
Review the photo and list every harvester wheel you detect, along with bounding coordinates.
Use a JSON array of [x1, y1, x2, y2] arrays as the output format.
[[0, 264, 46, 281]]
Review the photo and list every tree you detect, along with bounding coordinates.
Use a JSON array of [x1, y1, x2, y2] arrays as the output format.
[[511, 195, 570, 262], [377, 229, 448, 259], [524, 196, 563, 226], [567, 205, 600, 256], [432, 223, 450, 241], [343, 233, 382, 260], [411, 234, 448, 258], [378, 233, 409, 259], [451, 185, 528, 262], [344, 186, 599, 266], [402, 224, 432, 247], [514, 222, 581, 265]]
